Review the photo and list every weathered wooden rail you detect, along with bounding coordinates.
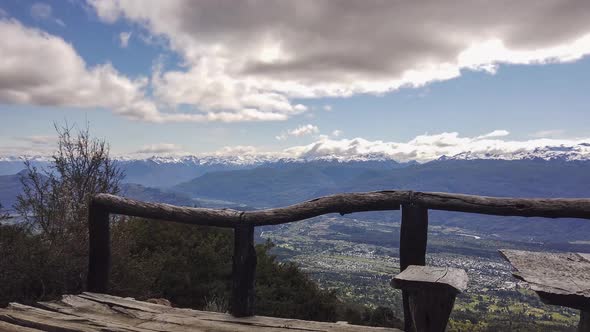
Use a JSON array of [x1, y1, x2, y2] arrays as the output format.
[[87, 190, 590, 331]]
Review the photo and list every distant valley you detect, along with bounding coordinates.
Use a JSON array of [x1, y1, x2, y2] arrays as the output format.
[[3, 155, 590, 330], [2, 157, 590, 243]]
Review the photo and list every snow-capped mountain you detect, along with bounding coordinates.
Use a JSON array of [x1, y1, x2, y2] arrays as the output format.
[[2, 143, 590, 186], [3, 141, 590, 167], [440, 143, 590, 162]]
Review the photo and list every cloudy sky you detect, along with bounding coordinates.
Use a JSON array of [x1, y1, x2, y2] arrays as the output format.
[[1, 0, 590, 160]]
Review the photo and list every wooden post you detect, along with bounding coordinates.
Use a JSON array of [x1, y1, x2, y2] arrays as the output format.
[[87, 200, 110, 293], [231, 224, 257, 317], [408, 288, 457, 332], [392, 266, 468, 332], [580, 310, 590, 332], [399, 204, 429, 332]]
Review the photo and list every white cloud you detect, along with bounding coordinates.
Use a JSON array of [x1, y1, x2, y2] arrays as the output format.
[[276, 124, 319, 140], [88, 0, 590, 122], [4, 130, 590, 161], [331, 130, 342, 137], [135, 143, 183, 154], [119, 31, 131, 48], [5, 2, 590, 124], [0, 19, 161, 121], [289, 124, 320, 137], [213, 145, 259, 156], [15, 135, 56, 146], [476, 130, 510, 140], [0, 18, 306, 123], [530, 129, 565, 138], [0, 135, 57, 156], [283, 131, 590, 162], [31, 3, 65, 26], [323, 105, 333, 112]]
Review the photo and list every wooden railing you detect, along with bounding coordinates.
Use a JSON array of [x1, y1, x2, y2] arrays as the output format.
[[87, 190, 590, 330]]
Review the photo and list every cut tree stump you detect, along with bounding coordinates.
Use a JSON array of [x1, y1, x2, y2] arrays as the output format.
[[391, 265, 468, 332], [500, 249, 590, 332]]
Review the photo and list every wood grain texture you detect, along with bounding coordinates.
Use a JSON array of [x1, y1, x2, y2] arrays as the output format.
[[231, 225, 257, 317], [0, 321, 44, 332], [399, 205, 428, 332], [392, 266, 467, 332], [500, 249, 590, 310], [92, 190, 590, 229], [399, 206, 429, 272], [580, 310, 590, 332], [408, 290, 457, 332], [0, 293, 403, 332], [392, 265, 468, 294], [92, 194, 243, 228], [87, 200, 110, 293], [411, 191, 590, 219]]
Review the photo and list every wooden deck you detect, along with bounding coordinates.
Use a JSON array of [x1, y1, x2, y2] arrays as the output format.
[[0, 292, 403, 331]]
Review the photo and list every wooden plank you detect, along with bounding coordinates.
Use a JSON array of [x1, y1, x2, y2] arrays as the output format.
[[0, 303, 113, 332], [88, 200, 111, 293], [392, 265, 468, 294], [38, 294, 118, 315], [105, 306, 392, 332], [69, 293, 402, 331], [41, 295, 217, 332], [399, 204, 428, 332], [0, 320, 44, 332], [500, 249, 590, 310], [79, 292, 171, 313], [13, 297, 295, 332], [37, 297, 207, 332], [232, 224, 257, 317]]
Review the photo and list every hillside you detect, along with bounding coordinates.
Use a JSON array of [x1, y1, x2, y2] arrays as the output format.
[[0, 171, 24, 212], [174, 160, 590, 205], [173, 160, 403, 208], [0, 172, 195, 212], [4, 158, 590, 242], [173, 159, 590, 242]]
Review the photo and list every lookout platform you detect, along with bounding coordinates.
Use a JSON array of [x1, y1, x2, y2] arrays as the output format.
[[0, 292, 402, 332]]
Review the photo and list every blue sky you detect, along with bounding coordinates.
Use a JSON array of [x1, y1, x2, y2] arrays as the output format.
[[1, 1, 590, 161]]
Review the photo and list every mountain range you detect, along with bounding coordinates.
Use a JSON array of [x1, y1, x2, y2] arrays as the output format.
[[2, 149, 590, 243], [1, 142, 589, 186]]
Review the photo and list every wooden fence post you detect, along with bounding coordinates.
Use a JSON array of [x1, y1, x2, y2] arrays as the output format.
[[399, 204, 429, 332], [231, 224, 257, 317], [580, 310, 590, 332], [87, 200, 111, 293]]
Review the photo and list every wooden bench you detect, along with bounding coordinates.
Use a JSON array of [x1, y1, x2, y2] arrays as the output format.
[[391, 265, 468, 332], [500, 249, 590, 332]]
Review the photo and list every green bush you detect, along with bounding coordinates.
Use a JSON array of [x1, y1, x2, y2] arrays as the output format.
[[0, 218, 402, 329]]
